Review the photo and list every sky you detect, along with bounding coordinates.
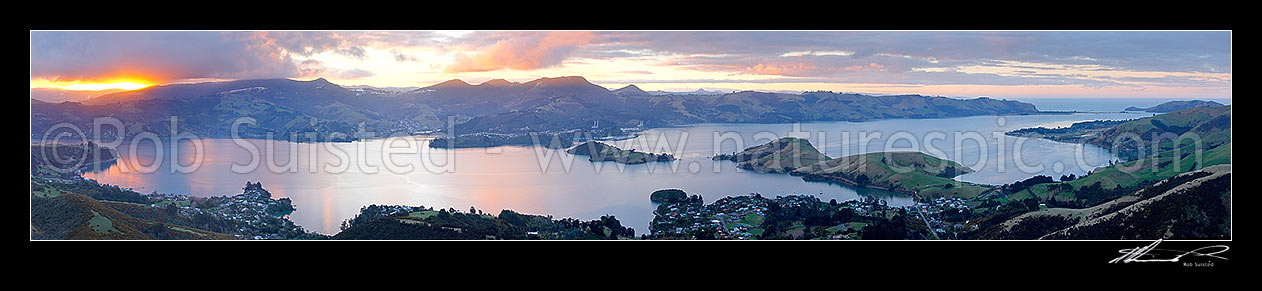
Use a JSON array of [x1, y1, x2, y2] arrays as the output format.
[[29, 31, 1232, 99]]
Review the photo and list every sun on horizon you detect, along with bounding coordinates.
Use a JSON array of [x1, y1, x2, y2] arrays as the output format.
[[31, 78, 153, 91]]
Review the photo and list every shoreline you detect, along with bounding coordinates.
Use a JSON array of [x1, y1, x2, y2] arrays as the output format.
[[33, 112, 1076, 149]]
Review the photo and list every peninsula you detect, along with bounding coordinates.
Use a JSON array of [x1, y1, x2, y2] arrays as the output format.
[[713, 137, 988, 197]]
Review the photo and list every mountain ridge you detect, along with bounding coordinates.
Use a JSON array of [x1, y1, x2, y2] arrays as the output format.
[[1125, 100, 1225, 113], [34, 76, 1049, 146]]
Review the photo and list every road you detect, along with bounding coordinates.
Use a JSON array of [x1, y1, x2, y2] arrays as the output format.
[[911, 194, 941, 240]]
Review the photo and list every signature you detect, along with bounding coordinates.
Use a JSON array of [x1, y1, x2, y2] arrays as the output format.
[[1109, 239, 1229, 264]]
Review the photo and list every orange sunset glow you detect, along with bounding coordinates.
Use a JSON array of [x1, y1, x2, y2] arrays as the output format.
[[31, 78, 153, 91]]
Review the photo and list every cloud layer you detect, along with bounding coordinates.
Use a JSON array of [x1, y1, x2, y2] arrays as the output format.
[[31, 31, 296, 83], [30, 31, 1231, 98], [30, 31, 442, 83], [444, 31, 597, 73]]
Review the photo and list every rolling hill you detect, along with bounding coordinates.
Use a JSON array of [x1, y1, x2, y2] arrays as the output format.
[[1010, 105, 1230, 161], [30, 88, 125, 103], [714, 137, 830, 173], [981, 164, 1230, 240], [792, 152, 988, 197], [712, 137, 987, 197], [31, 193, 235, 240], [1124, 100, 1225, 113], [1002, 105, 1231, 212], [567, 141, 676, 164], [1091, 105, 1231, 161]]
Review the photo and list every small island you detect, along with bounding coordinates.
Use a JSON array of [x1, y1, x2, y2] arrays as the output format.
[[713, 137, 830, 173], [650, 189, 689, 203], [566, 141, 676, 164], [429, 133, 574, 149]]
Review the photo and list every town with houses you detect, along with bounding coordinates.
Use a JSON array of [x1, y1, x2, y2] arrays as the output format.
[[135, 182, 319, 240], [650, 192, 943, 240]]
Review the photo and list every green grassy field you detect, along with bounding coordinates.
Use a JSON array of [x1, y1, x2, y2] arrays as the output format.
[[917, 183, 991, 198], [168, 226, 207, 237], [748, 228, 765, 237], [30, 178, 65, 198], [1000, 106, 1232, 205], [86, 210, 122, 235], [825, 222, 868, 233], [1027, 141, 1230, 200], [740, 212, 765, 226], [1093, 105, 1230, 160], [797, 151, 985, 197], [741, 137, 831, 172], [408, 210, 439, 219], [154, 200, 191, 208]]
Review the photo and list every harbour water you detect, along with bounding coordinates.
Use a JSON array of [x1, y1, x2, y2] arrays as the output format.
[[81, 111, 1140, 234]]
